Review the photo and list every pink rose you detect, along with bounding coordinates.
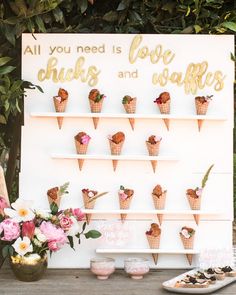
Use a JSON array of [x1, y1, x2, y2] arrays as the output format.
[[0, 196, 8, 216], [81, 135, 91, 145], [40, 221, 67, 250], [59, 215, 74, 231], [0, 219, 20, 241], [22, 221, 35, 239], [48, 240, 60, 252], [72, 208, 85, 221], [119, 191, 128, 201]]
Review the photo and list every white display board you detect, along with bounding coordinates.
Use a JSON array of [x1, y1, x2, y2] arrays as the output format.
[[21, 33, 234, 268]]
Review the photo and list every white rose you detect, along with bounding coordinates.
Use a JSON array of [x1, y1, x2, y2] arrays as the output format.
[[181, 229, 190, 239], [88, 192, 95, 198], [37, 233, 47, 243]]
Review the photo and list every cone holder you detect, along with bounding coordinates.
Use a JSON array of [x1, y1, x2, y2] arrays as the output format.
[[53, 97, 68, 130], [128, 117, 135, 130], [197, 119, 204, 131], [157, 214, 164, 225], [187, 194, 201, 225]]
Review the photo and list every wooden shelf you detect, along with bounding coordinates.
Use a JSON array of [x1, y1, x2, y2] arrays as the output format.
[[51, 153, 178, 161], [83, 209, 220, 215], [31, 112, 227, 121], [96, 249, 200, 254]]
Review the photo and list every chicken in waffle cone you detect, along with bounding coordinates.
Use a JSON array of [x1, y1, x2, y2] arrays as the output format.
[[74, 132, 91, 170], [53, 88, 68, 129], [146, 135, 162, 173], [108, 132, 125, 171], [154, 92, 170, 129], [152, 185, 167, 210], [88, 89, 106, 129], [47, 182, 69, 209], [122, 96, 137, 130], [180, 226, 195, 265], [82, 188, 97, 224], [118, 185, 134, 222], [146, 223, 161, 264]]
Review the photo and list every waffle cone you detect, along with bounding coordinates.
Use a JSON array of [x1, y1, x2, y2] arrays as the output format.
[[150, 160, 157, 173], [152, 191, 167, 210], [74, 140, 89, 171], [146, 141, 160, 156], [48, 195, 61, 208], [119, 195, 133, 222], [109, 140, 124, 171], [74, 140, 88, 154], [83, 192, 96, 224], [89, 98, 104, 113], [180, 233, 194, 249], [158, 100, 170, 114], [123, 98, 136, 114], [146, 234, 160, 264], [53, 97, 68, 129], [195, 100, 209, 115], [187, 194, 201, 210]]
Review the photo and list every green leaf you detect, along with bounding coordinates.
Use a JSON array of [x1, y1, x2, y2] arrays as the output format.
[[181, 26, 193, 34], [84, 230, 101, 239], [117, 2, 127, 11], [221, 22, 236, 32], [0, 115, 6, 124], [0, 66, 16, 75], [59, 182, 69, 196], [2, 245, 9, 258], [53, 7, 64, 23], [77, 0, 88, 14], [194, 25, 202, 33], [4, 25, 16, 46], [0, 86, 6, 94], [0, 57, 12, 67], [10, 80, 23, 93], [201, 164, 214, 188], [35, 15, 46, 32], [67, 236, 74, 250], [50, 202, 59, 214], [103, 11, 118, 22]]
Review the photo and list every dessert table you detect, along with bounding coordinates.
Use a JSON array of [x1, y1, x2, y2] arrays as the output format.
[[0, 267, 236, 295]]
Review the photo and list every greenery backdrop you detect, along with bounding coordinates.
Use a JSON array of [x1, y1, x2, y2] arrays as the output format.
[[0, 0, 235, 208]]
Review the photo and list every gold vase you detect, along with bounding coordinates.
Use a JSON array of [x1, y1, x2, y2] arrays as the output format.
[[10, 254, 47, 282]]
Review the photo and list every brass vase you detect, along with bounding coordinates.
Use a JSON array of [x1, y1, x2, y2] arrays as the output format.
[[10, 254, 47, 282]]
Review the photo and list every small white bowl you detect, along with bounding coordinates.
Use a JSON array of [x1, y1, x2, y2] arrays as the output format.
[[124, 258, 150, 279], [90, 257, 115, 280]]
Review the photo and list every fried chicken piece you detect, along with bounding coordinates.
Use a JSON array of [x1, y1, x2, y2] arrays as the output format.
[[89, 89, 100, 101], [152, 185, 162, 197], [186, 189, 198, 199], [158, 92, 170, 103], [112, 132, 125, 144], [58, 88, 68, 100], [47, 187, 59, 200]]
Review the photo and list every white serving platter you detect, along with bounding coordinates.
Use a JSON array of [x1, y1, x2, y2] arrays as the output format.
[[162, 269, 236, 294]]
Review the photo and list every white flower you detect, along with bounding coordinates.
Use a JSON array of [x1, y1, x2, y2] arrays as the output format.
[[33, 238, 42, 247], [88, 192, 95, 198], [154, 136, 162, 142], [4, 199, 35, 222], [181, 229, 191, 239], [67, 216, 80, 236], [12, 237, 33, 256], [34, 227, 47, 242], [35, 209, 51, 219]]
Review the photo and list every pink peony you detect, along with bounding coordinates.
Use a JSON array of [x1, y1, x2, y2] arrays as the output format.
[[119, 190, 128, 201], [72, 208, 85, 221], [59, 215, 74, 231], [22, 221, 35, 239], [0, 219, 20, 241], [0, 196, 8, 215], [40, 221, 67, 251]]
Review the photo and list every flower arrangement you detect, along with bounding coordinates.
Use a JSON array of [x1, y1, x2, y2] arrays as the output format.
[[0, 196, 101, 268]]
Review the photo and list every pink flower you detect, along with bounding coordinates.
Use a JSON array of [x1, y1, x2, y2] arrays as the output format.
[[0, 219, 20, 241], [72, 208, 85, 221], [119, 190, 128, 201], [196, 188, 203, 197], [22, 221, 35, 239], [59, 215, 74, 231], [81, 135, 91, 145], [0, 196, 8, 216], [40, 221, 67, 251], [48, 240, 60, 252]]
